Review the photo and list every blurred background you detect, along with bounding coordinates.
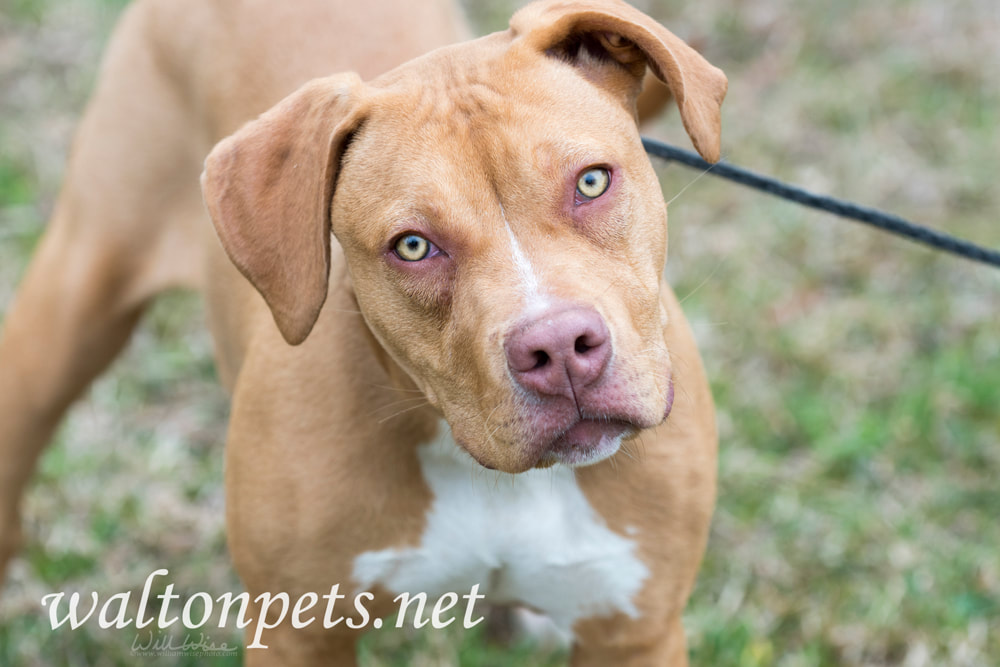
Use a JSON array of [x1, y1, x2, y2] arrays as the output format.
[[0, 0, 997, 664]]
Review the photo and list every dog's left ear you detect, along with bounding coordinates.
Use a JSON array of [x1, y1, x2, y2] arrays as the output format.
[[511, 0, 727, 163]]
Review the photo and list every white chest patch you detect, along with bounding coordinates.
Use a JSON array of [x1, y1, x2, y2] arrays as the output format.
[[351, 426, 649, 633]]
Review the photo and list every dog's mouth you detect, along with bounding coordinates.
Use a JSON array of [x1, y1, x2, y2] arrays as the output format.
[[454, 413, 645, 472], [444, 355, 676, 473], [532, 374, 676, 469], [450, 372, 677, 472], [534, 417, 636, 468]]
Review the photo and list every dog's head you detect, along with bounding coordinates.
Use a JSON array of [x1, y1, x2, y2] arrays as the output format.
[[202, 0, 726, 473]]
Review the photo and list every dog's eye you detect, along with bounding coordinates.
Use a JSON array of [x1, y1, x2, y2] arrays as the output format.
[[576, 167, 611, 200], [394, 234, 432, 261]]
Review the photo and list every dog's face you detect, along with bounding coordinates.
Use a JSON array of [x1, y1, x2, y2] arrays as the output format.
[[202, 0, 726, 473], [334, 42, 673, 472]]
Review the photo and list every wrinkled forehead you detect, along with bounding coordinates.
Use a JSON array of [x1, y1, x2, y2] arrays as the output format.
[[345, 36, 642, 208]]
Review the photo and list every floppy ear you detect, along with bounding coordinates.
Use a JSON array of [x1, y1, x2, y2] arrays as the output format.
[[201, 74, 367, 345], [510, 0, 727, 163]]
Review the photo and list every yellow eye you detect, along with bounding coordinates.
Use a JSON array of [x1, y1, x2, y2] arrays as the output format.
[[394, 234, 431, 261], [576, 167, 611, 200]]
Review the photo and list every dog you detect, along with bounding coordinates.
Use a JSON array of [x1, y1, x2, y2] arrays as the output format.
[[0, 0, 726, 662]]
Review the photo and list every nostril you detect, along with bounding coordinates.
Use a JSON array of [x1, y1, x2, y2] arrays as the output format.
[[504, 306, 611, 395]]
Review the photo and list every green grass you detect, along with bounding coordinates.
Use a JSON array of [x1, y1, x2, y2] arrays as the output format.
[[1, 0, 998, 665]]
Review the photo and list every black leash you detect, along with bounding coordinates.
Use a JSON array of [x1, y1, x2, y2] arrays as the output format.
[[642, 137, 1000, 270]]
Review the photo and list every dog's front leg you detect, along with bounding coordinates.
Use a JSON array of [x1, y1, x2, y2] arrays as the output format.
[[571, 614, 689, 666], [220, 296, 440, 664]]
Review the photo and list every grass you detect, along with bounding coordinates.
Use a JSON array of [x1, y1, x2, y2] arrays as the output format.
[[1, 0, 998, 665]]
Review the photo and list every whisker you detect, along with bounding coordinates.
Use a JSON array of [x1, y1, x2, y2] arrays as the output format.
[[630, 433, 648, 462], [618, 439, 638, 463], [678, 258, 726, 305], [665, 155, 724, 207], [373, 399, 431, 423], [365, 383, 425, 394], [598, 274, 628, 298], [370, 396, 429, 413]]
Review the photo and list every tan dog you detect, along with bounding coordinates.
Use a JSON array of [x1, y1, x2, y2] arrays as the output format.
[[0, 0, 725, 663]]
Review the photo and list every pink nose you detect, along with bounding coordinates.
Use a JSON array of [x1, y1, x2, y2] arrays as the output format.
[[505, 307, 612, 398]]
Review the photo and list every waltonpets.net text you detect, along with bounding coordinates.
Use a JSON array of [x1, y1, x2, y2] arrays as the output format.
[[41, 569, 486, 648]]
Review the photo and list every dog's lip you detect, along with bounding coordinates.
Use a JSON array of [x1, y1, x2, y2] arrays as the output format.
[[452, 413, 641, 472], [536, 416, 635, 467], [450, 371, 673, 472], [663, 376, 675, 420], [556, 416, 633, 442]]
